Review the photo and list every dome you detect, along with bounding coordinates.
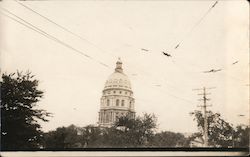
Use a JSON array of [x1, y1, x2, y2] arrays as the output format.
[[104, 72, 132, 90], [104, 58, 132, 91], [99, 58, 135, 127]]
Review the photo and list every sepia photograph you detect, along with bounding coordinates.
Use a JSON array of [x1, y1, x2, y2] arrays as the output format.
[[0, 0, 249, 156]]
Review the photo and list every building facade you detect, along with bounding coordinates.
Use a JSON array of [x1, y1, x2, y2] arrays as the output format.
[[98, 59, 135, 127]]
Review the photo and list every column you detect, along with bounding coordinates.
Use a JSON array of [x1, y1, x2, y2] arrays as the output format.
[[102, 112, 105, 123], [110, 111, 112, 123], [99, 111, 101, 123], [109, 111, 112, 123], [101, 111, 104, 123]]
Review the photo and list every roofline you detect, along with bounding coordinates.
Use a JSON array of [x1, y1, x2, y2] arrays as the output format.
[[103, 88, 133, 93]]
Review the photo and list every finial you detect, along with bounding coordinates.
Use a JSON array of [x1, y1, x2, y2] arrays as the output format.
[[115, 57, 123, 73], [117, 57, 121, 63]]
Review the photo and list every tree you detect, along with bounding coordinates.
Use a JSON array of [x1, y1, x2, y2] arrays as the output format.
[[233, 125, 249, 148], [191, 110, 234, 147], [43, 113, 158, 148], [43, 125, 81, 149], [151, 131, 189, 147], [43, 124, 105, 149], [1, 71, 51, 150], [104, 113, 157, 147], [79, 125, 103, 148]]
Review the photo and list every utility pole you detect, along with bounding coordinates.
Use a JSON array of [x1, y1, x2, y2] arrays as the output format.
[[193, 87, 215, 147]]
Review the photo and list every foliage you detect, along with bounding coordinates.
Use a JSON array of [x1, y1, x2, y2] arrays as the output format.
[[79, 125, 103, 148], [43, 120, 249, 149], [1, 71, 51, 150], [186, 132, 204, 147], [43, 125, 82, 149], [233, 125, 249, 148], [110, 113, 157, 147], [43, 113, 158, 148], [44, 124, 106, 148], [151, 131, 189, 147], [191, 110, 234, 147]]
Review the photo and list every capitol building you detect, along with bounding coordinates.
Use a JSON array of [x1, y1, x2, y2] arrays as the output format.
[[98, 59, 135, 127]]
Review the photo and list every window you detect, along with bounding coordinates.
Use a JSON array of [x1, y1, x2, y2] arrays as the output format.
[[129, 101, 132, 108], [107, 99, 110, 106], [113, 91, 116, 94], [116, 99, 119, 106], [121, 100, 125, 106], [119, 91, 122, 94], [125, 92, 127, 95]]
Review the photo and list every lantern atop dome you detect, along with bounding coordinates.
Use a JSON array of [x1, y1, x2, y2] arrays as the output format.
[[115, 57, 123, 73]]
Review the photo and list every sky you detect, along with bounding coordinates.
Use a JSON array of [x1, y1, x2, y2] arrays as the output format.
[[0, 0, 249, 133]]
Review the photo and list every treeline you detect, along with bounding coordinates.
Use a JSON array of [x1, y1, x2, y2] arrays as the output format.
[[43, 114, 190, 148], [42, 112, 249, 149]]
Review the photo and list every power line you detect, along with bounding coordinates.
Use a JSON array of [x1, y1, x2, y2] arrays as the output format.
[[174, 1, 219, 50], [1, 6, 198, 106], [16, 0, 175, 80], [130, 63, 198, 103], [149, 80, 196, 105], [16, 0, 166, 76], [14, 0, 227, 93], [5, 2, 244, 106], [0, 7, 110, 68], [14, 0, 117, 58], [171, 55, 247, 84], [15, 0, 213, 77], [16, 0, 244, 85]]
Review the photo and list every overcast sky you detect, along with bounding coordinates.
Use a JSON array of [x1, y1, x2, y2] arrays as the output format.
[[1, 0, 249, 133]]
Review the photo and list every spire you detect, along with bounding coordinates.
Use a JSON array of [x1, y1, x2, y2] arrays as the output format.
[[115, 57, 123, 73]]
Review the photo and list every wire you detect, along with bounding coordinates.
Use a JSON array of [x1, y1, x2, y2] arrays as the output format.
[[5, 2, 244, 106], [14, 0, 117, 58], [14, 0, 209, 94], [174, 1, 219, 50], [160, 88, 196, 105], [14, 0, 155, 86], [14, 0, 200, 83], [1, 6, 197, 106], [0, 7, 110, 68]]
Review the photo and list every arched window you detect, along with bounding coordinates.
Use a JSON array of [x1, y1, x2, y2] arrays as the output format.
[[129, 101, 132, 108], [116, 99, 119, 106], [121, 100, 125, 106], [107, 99, 110, 106]]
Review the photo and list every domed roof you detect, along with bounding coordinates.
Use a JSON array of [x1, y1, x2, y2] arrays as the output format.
[[104, 59, 132, 91]]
